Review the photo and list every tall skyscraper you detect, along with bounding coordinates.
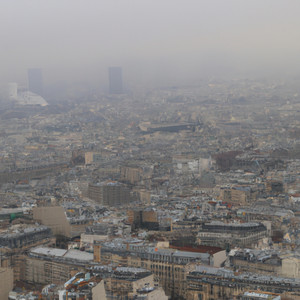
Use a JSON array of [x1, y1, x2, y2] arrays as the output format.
[[28, 68, 43, 96], [108, 67, 123, 94]]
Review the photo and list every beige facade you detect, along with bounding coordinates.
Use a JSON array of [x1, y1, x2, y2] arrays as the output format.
[[105, 274, 163, 299], [132, 274, 154, 293], [109, 253, 188, 298], [282, 256, 300, 278], [0, 244, 54, 284], [127, 210, 158, 229], [33, 206, 71, 237], [0, 268, 13, 300], [139, 189, 151, 204], [231, 257, 281, 276], [143, 288, 168, 300], [120, 166, 142, 184], [25, 257, 73, 285], [219, 186, 256, 206], [211, 250, 227, 267], [94, 244, 101, 263], [92, 280, 107, 300], [85, 152, 94, 165], [96, 245, 226, 298], [143, 211, 158, 223], [186, 273, 295, 300], [85, 152, 102, 165], [23, 247, 94, 286]]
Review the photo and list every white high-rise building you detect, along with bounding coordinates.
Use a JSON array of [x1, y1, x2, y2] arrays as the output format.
[[7, 82, 18, 99]]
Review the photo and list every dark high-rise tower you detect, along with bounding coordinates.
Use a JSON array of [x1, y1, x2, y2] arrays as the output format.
[[108, 67, 123, 94], [28, 68, 43, 96]]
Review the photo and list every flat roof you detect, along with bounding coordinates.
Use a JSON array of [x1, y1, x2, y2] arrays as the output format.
[[30, 247, 93, 262], [31, 247, 67, 257], [64, 249, 93, 261]]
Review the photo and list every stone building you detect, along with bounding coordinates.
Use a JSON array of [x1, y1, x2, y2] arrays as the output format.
[[85, 152, 102, 165], [0, 268, 13, 300], [33, 206, 71, 237], [23, 247, 93, 285], [230, 249, 282, 276], [120, 166, 143, 184], [197, 221, 268, 249], [185, 265, 300, 300], [127, 209, 159, 230], [88, 182, 130, 207], [104, 268, 167, 300], [0, 225, 51, 249], [0, 225, 55, 284], [94, 241, 226, 298], [219, 185, 257, 206]]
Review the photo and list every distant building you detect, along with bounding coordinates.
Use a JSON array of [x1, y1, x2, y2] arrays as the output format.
[[266, 179, 284, 194], [197, 221, 268, 248], [120, 166, 142, 184], [6, 82, 18, 99], [28, 68, 43, 96], [16, 90, 48, 106], [219, 185, 257, 206], [108, 67, 123, 94], [80, 224, 112, 250], [138, 189, 151, 204], [127, 210, 159, 230], [139, 122, 196, 133], [88, 182, 130, 207], [85, 152, 102, 165]]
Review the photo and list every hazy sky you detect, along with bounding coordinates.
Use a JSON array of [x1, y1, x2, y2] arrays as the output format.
[[1, 0, 300, 87]]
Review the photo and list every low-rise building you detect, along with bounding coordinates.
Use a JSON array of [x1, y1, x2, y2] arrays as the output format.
[[24, 247, 94, 285], [94, 239, 226, 298], [230, 249, 282, 276], [186, 265, 300, 300]]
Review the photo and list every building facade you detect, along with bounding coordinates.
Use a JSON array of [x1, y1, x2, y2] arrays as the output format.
[[88, 182, 130, 207], [0, 268, 13, 300], [197, 221, 268, 248]]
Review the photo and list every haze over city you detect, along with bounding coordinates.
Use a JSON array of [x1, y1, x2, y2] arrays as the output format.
[[1, 1, 300, 300], [1, 0, 300, 88]]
